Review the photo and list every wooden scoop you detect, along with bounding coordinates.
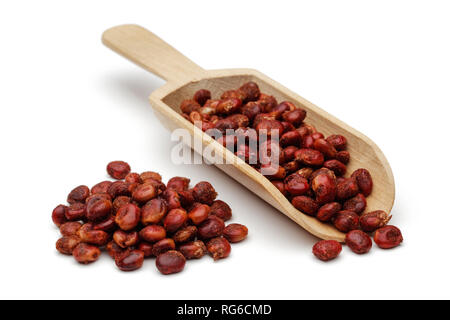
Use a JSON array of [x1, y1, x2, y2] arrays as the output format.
[[102, 24, 395, 242]]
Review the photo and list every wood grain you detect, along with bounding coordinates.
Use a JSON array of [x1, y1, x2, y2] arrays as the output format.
[[102, 24, 395, 242]]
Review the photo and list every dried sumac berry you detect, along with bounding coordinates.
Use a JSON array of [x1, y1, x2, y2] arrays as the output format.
[[273, 101, 296, 114], [253, 112, 276, 127], [162, 189, 181, 210], [180, 240, 207, 260], [297, 126, 309, 139], [280, 130, 302, 147], [193, 89, 211, 106], [333, 210, 359, 233], [216, 98, 242, 115], [258, 94, 277, 112], [60, 222, 82, 237], [86, 195, 112, 221], [374, 226, 403, 249], [297, 168, 314, 180], [164, 208, 188, 233], [282, 122, 296, 133], [207, 237, 231, 261], [85, 192, 112, 203], [284, 173, 310, 196], [138, 242, 154, 258], [178, 189, 195, 208], [214, 117, 239, 133], [221, 90, 244, 100], [125, 172, 142, 184], [106, 241, 125, 259], [351, 169, 373, 197], [128, 182, 139, 195], [198, 215, 225, 239], [132, 182, 157, 203], [113, 230, 139, 248], [141, 198, 167, 225], [302, 135, 314, 149], [283, 160, 300, 173], [167, 177, 190, 193], [336, 178, 359, 201], [345, 230, 372, 254], [140, 171, 162, 182], [313, 139, 337, 159], [67, 185, 90, 204], [238, 81, 260, 103], [295, 149, 324, 167], [181, 99, 201, 114], [193, 181, 217, 205], [186, 203, 209, 225], [260, 163, 286, 180], [242, 102, 262, 121], [312, 240, 342, 261], [115, 204, 141, 231], [115, 249, 144, 271], [65, 202, 87, 221], [107, 181, 130, 198], [310, 168, 336, 182], [210, 200, 232, 221], [360, 210, 392, 232], [316, 202, 341, 222], [56, 236, 81, 255], [336, 151, 350, 164], [255, 119, 284, 138], [323, 160, 347, 176], [311, 173, 336, 205], [300, 122, 317, 134], [93, 215, 116, 233], [173, 226, 197, 243], [156, 250, 186, 275], [112, 196, 131, 213], [283, 146, 299, 162], [52, 204, 68, 227], [189, 110, 203, 123], [228, 114, 249, 128], [91, 181, 113, 195], [343, 193, 367, 214], [139, 225, 166, 243], [282, 109, 307, 127], [145, 178, 166, 193], [291, 196, 319, 216], [152, 238, 176, 256], [107, 161, 131, 180], [223, 224, 248, 243], [73, 243, 101, 264], [78, 223, 109, 246], [326, 135, 347, 151]]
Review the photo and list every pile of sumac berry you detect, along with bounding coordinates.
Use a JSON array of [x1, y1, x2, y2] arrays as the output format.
[[53, 161, 248, 274], [181, 81, 403, 261]]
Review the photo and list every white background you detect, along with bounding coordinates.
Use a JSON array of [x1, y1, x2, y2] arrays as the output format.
[[0, 0, 449, 300]]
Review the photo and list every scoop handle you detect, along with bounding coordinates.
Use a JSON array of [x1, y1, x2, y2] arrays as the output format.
[[102, 24, 205, 83]]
